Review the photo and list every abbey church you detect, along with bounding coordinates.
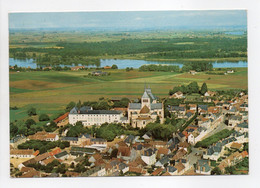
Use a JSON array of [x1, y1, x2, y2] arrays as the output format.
[[128, 86, 164, 128]]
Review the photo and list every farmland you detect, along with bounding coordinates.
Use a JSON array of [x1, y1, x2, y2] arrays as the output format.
[[10, 68, 247, 122]]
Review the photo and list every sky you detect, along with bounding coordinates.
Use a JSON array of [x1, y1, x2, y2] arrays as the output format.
[[9, 10, 247, 31]]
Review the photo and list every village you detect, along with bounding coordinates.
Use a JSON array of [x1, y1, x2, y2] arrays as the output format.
[[10, 82, 249, 178]]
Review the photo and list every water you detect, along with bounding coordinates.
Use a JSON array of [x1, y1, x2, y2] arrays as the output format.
[[9, 58, 248, 69], [224, 31, 245, 35]]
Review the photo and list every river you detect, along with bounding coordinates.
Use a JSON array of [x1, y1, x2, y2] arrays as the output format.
[[9, 58, 248, 69]]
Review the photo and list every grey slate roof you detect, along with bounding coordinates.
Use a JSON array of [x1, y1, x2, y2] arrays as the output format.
[[70, 147, 96, 155], [197, 159, 211, 172], [61, 137, 78, 141], [237, 122, 248, 128], [158, 156, 170, 165], [167, 166, 177, 173], [151, 103, 163, 110], [10, 135, 26, 143], [198, 105, 208, 111], [124, 135, 135, 143], [79, 133, 91, 139], [142, 91, 150, 99], [70, 106, 121, 115], [54, 151, 68, 158], [167, 106, 185, 112], [129, 103, 141, 110]]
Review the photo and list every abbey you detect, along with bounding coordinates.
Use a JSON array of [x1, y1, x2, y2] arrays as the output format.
[[128, 86, 164, 128]]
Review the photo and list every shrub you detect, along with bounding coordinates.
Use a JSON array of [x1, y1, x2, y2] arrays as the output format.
[[39, 114, 50, 121]]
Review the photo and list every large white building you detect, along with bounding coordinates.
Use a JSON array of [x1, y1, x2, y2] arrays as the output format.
[[69, 106, 127, 127]]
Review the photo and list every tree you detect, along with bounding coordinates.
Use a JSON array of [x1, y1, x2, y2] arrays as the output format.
[[111, 148, 118, 158], [111, 64, 118, 69], [27, 107, 37, 116], [70, 162, 75, 168], [187, 81, 199, 94], [200, 82, 208, 95], [211, 167, 222, 175], [10, 124, 18, 137], [39, 114, 50, 121], [25, 119, 36, 129], [66, 101, 76, 111], [155, 116, 160, 123]]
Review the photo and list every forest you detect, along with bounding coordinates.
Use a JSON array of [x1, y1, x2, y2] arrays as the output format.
[[9, 31, 247, 66]]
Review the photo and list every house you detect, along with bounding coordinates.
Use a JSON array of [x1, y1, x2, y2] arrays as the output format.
[[157, 147, 170, 159], [141, 148, 157, 166], [142, 132, 152, 140], [118, 162, 129, 174], [54, 151, 69, 160], [91, 71, 108, 76], [189, 70, 197, 75], [41, 157, 58, 165], [230, 142, 243, 150], [176, 158, 189, 169], [71, 66, 85, 71], [227, 70, 234, 74], [89, 153, 102, 163], [10, 149, 38, 159], [172, 149, 187, 161], [228, 115, 242, 127], [49, 147, 62, 157], [20, 168, 41, 178], [235, 122, 248, 133], [189, 104, 197, 111], [155, 156, 170, 167], [61, 137, 79, 146], [167, 105, 186, 118], [203, 143, 223, 161], [240, 103, 248, 112], [18, 158, 37, 170], [204, 91, 216, 97], [178, 142, 190, 152], [198, 105, 208, 114], [103, 66, 112, 69], [81, 164, 106, 177], [218, 151, 248, 173], [196, 159, 211, 175], [117, 146, 132, 161], [151, 168, 164, 176], [35, 152, 50, 163], [174, 162, 186, 175], [10, 135, 27, 148], [166, 166, 178, 175], [170, 91, 183, 99], [27, 131, 59, 142], [54, 112, 69, 127], [65, 171, 80, 177]]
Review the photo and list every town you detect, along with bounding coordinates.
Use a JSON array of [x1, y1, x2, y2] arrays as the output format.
[[10, 81, 248, 177]]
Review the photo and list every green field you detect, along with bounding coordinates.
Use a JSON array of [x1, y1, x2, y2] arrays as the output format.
[[10, 68, 247, 122]]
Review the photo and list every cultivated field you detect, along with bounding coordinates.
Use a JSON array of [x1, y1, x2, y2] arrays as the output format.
[[10, 68, 247, 122]]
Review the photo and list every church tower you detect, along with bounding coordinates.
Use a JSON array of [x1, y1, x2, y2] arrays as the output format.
[[141, 86, 151, 109]]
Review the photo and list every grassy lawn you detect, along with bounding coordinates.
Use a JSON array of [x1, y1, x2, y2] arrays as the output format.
[[9, 68, 247, 122]]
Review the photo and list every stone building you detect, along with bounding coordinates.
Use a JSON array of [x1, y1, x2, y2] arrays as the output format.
[[128, 86, 164, 128]]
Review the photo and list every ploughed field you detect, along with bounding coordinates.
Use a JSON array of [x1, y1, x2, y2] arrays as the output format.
[[10, 68, 247, 121]]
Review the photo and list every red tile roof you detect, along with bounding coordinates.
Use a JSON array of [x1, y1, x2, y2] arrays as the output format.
[[54, 112, 69, 123], [49, 147, 61, 156], [151, 168, 163, 176]]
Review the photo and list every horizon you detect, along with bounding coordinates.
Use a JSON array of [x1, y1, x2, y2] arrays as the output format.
[[9, 10, 247, 31]]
